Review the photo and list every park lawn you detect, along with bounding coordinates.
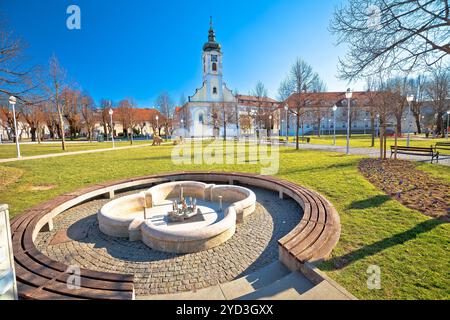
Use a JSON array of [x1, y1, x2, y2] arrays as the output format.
[[0, 144, 448, 300], [0, 140, 151, 159]]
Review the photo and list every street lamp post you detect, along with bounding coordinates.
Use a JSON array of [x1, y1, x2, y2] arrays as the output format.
[[446, 110, 450, 140], [269, 115, 272, 137], [284, 105, 289, 143], [406, 95, 414, 147], [345, 88, 353, 155], [376, 114, 380, 138], [9, 96, 20, 158], [108, 108, 115, 148], [364, 118, 367, 135], [332, 105, 337, 146]]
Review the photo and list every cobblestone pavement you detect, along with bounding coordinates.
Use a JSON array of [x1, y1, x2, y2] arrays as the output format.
[[35, 187, 302, 296]]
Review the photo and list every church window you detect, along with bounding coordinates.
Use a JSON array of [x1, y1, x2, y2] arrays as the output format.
[[212, 62, 217, 71], [213, 87, 218, 94], [211, 55, 218, 62], [199, 114, 204, 123]]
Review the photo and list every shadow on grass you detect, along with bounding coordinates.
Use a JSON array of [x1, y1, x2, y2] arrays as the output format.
[[320, 218, 447, 271], [348, 195, 391, 210]]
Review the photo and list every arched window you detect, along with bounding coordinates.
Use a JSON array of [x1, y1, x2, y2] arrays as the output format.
[[213, 87, 218, 94], [212, 62, 217, 71], [199, 114, 204, 124]]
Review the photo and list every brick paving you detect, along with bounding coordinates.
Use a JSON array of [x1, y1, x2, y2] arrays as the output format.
[[35, 187, 301, 296]]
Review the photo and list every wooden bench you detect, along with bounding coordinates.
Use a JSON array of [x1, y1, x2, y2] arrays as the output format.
[[10, 172, 340, 299], [11, 205, 135, 300], [390, 146, 439, 163], [435, 142, 450, 155]]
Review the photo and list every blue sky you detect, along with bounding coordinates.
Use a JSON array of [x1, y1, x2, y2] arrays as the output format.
[[0, 0, 364, 107]]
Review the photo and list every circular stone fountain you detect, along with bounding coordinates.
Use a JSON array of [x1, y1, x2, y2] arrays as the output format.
[[97, 181, 256, 253]]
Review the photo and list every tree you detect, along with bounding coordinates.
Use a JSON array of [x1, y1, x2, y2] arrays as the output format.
[[281, 58, 324, 149], [406, 76, 427, 134], [330, 0, 450, 80], [61, 88, 82, 139], [0, 21, 38, 99], [48, 55, 68, 150], [425, 65, 450, 136], [20, 96, 45, 142], [118, 98, 137, 144], [251, 81, 269, 138], [371, 78, 397, 159], [386, 77, 408, 136], [81, 93, 96, 142], [99, 99, 112, 139], [155, 91, 174, 137]]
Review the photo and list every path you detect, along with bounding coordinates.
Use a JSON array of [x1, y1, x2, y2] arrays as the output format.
[[289, 143, 450, 166], [0, 143, 153, 163]]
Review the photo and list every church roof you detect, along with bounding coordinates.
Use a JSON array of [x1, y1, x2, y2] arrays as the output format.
[[203, 17, 221, 52]]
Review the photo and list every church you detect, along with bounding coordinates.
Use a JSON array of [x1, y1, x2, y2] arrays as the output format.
[[176, 19, 280, 138]]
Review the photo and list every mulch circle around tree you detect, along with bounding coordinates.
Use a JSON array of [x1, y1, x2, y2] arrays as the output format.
[[359, 158, 450, 221]]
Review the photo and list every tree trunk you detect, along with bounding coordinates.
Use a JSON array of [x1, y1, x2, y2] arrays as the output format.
[[435, 113, 444, 137], [30, 127, 37, 142], [296, 113, 300, 150], [317, 118, 321, 137], [370, 116, 375, 147], [57, 107, 66, 150], [414, 114, 422, 134], [396, 116, 402, 136]]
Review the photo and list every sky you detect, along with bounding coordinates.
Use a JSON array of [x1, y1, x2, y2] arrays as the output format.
[[0, 0, 365, 108]]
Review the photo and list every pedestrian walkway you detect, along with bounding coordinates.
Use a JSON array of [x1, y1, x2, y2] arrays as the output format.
[[0, 143, 153, 163], [289, 143, 450, 166]]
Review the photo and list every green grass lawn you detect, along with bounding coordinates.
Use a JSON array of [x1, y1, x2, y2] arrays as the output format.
[[290, 134, 448, 149], [0, 143, 448, 300], [0, 140, 151, 159]]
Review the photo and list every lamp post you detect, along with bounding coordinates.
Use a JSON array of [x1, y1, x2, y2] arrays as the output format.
[[9, 96, 20, 158], [284, 105, 289, 143], [155, 115, 159, 137], [332, 104, 337, 146], [345, 88, 353, 155], [406, 95, 414, 147], [364, 118, 367, 135], [376, 114, 380, 138], [446, 110, 450, 140], [108, 108, 115, 148], [269, 115, 272, 137]]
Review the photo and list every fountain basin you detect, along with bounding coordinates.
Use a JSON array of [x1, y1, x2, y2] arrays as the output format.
[[98, 181, 256, 253]]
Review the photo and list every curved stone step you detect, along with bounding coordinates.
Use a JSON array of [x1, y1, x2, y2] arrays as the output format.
[[238, 271, 314, 300], [220, 261, 291, 300]]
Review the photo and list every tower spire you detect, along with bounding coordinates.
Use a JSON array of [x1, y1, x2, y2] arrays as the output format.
[[203, 16, 221, 52]]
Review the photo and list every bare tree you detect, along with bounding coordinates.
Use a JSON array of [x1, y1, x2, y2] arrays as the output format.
[[425, 65, 450, 136], [118, 98, 138, 144], [406, 76, 427, 134], [62, 88, 82, 139], [282, 58, 323, 149], [0, 21, 39, 100], [330, 0, 450, 80], [20, 96, 45, 142], [99, 99, 112, 139], [48, 55, 68, 150], [156, 91, 174, 137], [81, 93, 96, 142]]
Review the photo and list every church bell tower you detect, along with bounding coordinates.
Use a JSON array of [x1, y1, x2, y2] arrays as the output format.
[[202, 17, 223, 101]]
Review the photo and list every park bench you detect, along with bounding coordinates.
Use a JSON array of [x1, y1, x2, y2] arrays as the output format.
[[390, 146, 439, 163], [435, 142, 450, 155]]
